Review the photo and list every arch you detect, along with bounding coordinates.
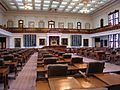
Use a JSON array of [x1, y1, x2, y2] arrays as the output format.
[[100, 18, 104, 28], [18, 20, 24, 28], [77, 22, 81, 29]]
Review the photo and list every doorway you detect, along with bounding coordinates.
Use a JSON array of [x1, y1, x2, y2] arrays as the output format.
[[0, 37, 6, 49]]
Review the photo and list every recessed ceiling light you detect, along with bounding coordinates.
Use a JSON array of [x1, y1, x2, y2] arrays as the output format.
[[68, 6, 72, 8], [70, 2, 75, 5], [53, 1, 59, 4], [9, 2, 15, 5], [61, 2, 67, 5], [44, 1, 50, 3], [18, 3, 24, 5], [72, 0, 79, 2], [43, 4, 49, 7], [35, 0, 41, 3], [16, 0, 22, 2], [78, 3, 84, 6]]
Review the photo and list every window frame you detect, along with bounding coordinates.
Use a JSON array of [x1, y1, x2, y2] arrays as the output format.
[[108, 10, 119, 25]]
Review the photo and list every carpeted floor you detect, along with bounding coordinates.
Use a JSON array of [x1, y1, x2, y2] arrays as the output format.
[[8, 53, 37, 90], [1, 53, 120, 90]]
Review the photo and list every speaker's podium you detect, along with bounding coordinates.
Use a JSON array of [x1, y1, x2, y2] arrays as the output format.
[[42, 45, 66, 52]]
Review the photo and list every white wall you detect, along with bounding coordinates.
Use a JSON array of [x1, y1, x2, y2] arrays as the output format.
[[91, 0, 120, 28], [10, 33, 92, 48], [4, 11, 92, 29]]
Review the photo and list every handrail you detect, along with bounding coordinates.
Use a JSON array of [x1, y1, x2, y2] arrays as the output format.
[[0, 23, 120, 34]]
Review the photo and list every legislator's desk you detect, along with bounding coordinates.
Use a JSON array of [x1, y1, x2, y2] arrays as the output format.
[[75, 76, 107, 89], [48, 77, 80, 90], [94, 51, 105, 60], [4, 61, 18, 78], [36, 80, 50, 90], [48, 76, 108, 90], [94, 73, 120, 85], [74, 63, 87, 71], [37, 58, 71, 65], [0, 67, 9, 90], [37, 65, 79, 73]]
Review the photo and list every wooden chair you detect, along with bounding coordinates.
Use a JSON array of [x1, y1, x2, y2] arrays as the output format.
[[0, 60, 4, 67], [43, 54, 53, 58], [107, 84, 120, 90], [3, 55, 14, 61], [63, 54, 72, 59], [86, 62, 105, 75], [44, 58, 57, 64], [71, 88, 108, 90], [48, 64, 68, 77]]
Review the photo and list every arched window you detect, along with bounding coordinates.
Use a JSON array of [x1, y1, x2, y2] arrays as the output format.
[[108, 10, 119, 25], [7, 20, 13, 28], [18, 20, 24, 28], [100, 19, 104, 28], [48, 20, 55, 28], [77, 22, 81, 29], [38, 21, 45, 28]]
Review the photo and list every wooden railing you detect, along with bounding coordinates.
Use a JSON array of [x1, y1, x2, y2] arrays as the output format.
[[4, 27, 91, 34], [90, 23, 120, 33], [1, 23, 120, 34]]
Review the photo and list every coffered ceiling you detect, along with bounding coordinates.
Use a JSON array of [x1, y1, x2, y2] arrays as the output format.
[[2, 0, 112, 14]]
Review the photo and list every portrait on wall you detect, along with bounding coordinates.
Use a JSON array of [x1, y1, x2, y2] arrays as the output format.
[[14, 38, 21, 48], [61, 38, 68, 45], [39, 39, 45, 45]]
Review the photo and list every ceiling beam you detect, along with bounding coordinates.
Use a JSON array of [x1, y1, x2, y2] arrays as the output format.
[[32, 0, 35, 10], [1, 0, 11, 11], [13, 0, 19, 10], [56, 0, 62, 11], [48, 0, 53, 10], [41, 0, 44, 10]]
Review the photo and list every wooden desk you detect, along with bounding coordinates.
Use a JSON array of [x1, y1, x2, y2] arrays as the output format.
[[94, 73, 120, 85], [37, 66, 46, 73], [48, 77, 80, 90], [74, 64, 87, 70], [68, 65, 79, 71], [94, 51, 105, 60], [57, 60, 70, 64], [75, 76, 107, 89], [0, 67, 9, 90], [36, 80, 50, 90], [4, 61, 18, 79], [37, 65, 79, 73]]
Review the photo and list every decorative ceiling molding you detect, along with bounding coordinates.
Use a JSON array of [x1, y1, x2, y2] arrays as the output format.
[[2, 0, 112, 14], [0, 0, 8, 11]]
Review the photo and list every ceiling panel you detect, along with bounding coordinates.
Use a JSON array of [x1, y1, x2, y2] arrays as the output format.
[[3, 0, 111, 14]]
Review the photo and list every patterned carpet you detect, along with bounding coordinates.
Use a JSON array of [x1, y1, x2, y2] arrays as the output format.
[[8, 53, 37, 90]]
